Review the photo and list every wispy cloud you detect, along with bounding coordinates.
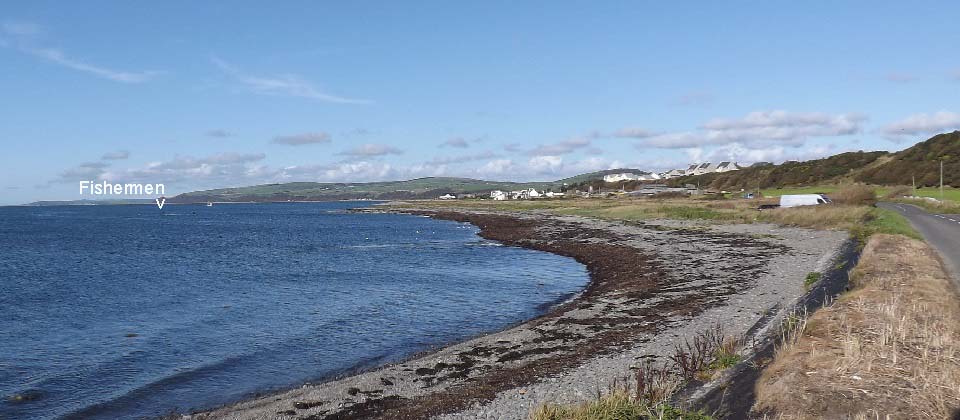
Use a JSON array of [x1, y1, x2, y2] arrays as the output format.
[[885, 72, 917, 83], [1, 21, 160, 83], [881, 111, 960, 141], [440, 137, 470, 148], [428, 150, 500, 165], [101, 150, 130, 160], [272, 132, 332, 146], [205, 129, 232, 138], [212, 57, 370, 104], [338, 143, 403, 157], [671, 91, 714, 106]]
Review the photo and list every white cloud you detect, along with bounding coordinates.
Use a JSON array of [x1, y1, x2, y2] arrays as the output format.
[[476, 159, 515, 176], [212, 57, 369, 104], [338, 143, 404, 157], [640, 111, 865, 149], [272, 132, 332, 146], [881, 111, 960, 141], [527, 138, 592, 156], [685, 143, 838, 166], [101, 150, 130, 160], [528, 155, 564, 174]]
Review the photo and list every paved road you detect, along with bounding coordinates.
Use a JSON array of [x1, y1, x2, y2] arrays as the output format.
[[878, 202, 960, 287]]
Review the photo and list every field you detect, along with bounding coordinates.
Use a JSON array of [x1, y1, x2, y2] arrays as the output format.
[[392, 196, 877, 231]]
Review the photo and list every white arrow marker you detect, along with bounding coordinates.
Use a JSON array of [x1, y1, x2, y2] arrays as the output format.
[[156, 198, 166, 209]]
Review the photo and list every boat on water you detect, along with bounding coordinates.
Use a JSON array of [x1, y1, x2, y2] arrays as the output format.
[[206, 202, 213, 207]]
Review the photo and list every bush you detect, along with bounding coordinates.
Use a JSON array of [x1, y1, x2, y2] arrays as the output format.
[[829, 185, 876, 206], [884, 186, 912, 199]]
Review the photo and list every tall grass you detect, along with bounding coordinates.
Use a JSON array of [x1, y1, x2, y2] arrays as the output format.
[[755, 235, 960, 419]]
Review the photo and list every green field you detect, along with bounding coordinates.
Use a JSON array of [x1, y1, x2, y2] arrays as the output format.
[[759, 185, 960, 203]]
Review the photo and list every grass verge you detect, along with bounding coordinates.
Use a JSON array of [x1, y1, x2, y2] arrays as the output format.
[[532, 392, 712, 420], [753, 234, 960, 419]]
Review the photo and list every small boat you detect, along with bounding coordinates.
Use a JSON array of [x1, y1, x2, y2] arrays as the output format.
[[206, 202, 213, 207]]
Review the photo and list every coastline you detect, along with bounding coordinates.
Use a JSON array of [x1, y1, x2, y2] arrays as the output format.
[[192, 208, 847, 420]]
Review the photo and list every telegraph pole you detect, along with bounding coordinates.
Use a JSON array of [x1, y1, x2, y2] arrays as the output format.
[[912, 175, 916, 196], [941, 159, 945, 201]]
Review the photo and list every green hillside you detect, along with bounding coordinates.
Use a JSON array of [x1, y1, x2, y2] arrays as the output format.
[[665, 131, 960, 191], [855, 131, 960, 187], [665, 151, 891, 190]]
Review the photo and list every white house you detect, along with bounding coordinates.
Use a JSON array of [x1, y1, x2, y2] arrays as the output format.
[[510, 188, 541, 200], [438, 194, 456, 200], [490, 190, 508, 200], [666, 162, 741, 177], [661, 169, 687, 179], [545, 191, 565, 198]]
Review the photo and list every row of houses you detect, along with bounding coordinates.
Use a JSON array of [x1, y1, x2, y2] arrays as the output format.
[[661, 162, 741, 179], [490, 189, 565, 200], [439, 189, 565, 200], [599, 162, 740, 184]]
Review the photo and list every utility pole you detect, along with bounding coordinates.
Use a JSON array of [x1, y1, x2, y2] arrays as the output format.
[[941, 159, 945, 201], [912, 175, 916, 196]]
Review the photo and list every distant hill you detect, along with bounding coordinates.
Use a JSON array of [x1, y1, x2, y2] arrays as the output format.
[[168, 170, 653, 203], [666, 131, 960, 190], [169, 177, 552, 203], [26, 198, 156, 206]]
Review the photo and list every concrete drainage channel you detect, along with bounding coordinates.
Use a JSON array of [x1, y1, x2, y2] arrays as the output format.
[[673, 238, 862, 419]]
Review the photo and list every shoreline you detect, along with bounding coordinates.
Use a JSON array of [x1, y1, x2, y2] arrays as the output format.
[[193, 208, 847, 420]]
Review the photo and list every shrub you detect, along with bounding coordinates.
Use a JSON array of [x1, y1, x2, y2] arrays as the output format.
[[829, 185, 876, 206]]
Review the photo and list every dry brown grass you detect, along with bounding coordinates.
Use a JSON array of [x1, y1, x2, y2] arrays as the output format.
[[754, 234, 960, 419]]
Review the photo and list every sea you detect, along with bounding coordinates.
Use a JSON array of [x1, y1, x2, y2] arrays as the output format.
[[0, 202, 588, 419]]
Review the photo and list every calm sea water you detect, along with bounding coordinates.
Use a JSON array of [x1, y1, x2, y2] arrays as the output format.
[[0, 202, 588, 419]]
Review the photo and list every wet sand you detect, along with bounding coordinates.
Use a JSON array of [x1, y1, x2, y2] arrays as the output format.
[[191, 208, 846, 420]]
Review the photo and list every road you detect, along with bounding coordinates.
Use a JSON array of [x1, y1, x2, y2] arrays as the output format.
[[878, 202, 960, 287]]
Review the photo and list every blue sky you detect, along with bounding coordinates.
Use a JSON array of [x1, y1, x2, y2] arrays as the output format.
[[2, 1, 959, 204]]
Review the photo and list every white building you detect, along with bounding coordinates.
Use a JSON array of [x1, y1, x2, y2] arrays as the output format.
[[490, 190, 508, 200], [438, 194, 456, 200], [510, 188, 541, 200], [544, 191, 565, 198], [602, 172, 661, 183]]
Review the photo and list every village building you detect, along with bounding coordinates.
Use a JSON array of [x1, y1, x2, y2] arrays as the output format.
[[489, 190, 508, 200]]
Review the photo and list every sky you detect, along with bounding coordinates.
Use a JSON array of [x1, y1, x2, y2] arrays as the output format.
[[2, 1, 960, 205]]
